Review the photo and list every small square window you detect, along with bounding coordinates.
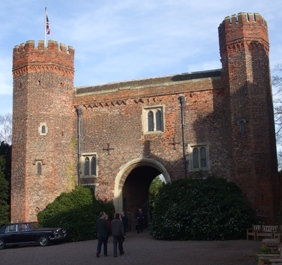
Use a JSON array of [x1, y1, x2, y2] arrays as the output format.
[[188, 144, 209, 171], [38, 122, 48, 135], [80, 153, 98, 177], [143, 106, 165, 133]]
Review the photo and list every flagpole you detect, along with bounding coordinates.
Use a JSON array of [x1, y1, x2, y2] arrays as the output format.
[[44, 7, 46, 47]]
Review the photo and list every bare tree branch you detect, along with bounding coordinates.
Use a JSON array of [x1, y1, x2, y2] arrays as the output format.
[[0, 114, 12, 145]]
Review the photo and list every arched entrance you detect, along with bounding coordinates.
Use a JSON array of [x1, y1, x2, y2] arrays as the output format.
[[113, 158, 171, 229]]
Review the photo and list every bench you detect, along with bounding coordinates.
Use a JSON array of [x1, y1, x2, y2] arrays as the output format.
[[246, 224, 261, 240], [268, 258, 282, 264], [261, 239, 280, 250], [258, 247, 282, 265], [247, 225, 282, 241], [257, 226, 281, 241], [258, 255, 281, 265]]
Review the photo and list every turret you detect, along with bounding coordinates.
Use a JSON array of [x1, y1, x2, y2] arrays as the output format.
[[219, 13, 278, 220], [11, 40, 76, 222]]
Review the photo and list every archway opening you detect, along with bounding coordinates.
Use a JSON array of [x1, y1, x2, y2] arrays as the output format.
[[122, 165, 161, 231]]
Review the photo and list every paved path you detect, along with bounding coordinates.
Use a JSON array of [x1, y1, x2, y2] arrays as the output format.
[[1, 229, 261, 265]]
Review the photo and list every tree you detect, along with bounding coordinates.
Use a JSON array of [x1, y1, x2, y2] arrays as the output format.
[[272, 64, 282, 169], [0, 142, 11, 222], [0, 141, 11, 184], [0, 156, 10, 226], [0, 113, 12, 145], [149, 175, 164, 212]]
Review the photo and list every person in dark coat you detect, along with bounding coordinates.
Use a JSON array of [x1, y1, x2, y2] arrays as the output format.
[[110, 213, 125, 257], [96, 212, 108, 257], [136, 208, 144, 233], [121, 211, 128, 235]]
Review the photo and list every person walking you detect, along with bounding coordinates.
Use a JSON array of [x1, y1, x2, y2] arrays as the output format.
[[136, 208, 144, 233], [110, 213, 125, 257], [104, 214, 111, 236], [96, 212, 108, 257]]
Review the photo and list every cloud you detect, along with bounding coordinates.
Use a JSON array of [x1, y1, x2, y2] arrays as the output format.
[[1, 0, 282, 115]]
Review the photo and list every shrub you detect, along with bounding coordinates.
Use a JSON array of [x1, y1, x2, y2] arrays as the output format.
[[151, 176, 255, 240], [257, 247, 279, 255], [37, 186, 114, 241]]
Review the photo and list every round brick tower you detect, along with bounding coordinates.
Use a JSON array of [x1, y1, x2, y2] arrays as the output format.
[[11, 40, 76, 222], [219, 13, 278, 220]]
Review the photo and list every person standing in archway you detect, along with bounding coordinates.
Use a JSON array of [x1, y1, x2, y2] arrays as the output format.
[[121, 211, 128, 236], [136, 208, 144, 233]]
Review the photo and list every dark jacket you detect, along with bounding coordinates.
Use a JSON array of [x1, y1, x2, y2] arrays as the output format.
[[111, 218, 124, 237], [121, 215, 128, 229], [96, 217, 108, 236]]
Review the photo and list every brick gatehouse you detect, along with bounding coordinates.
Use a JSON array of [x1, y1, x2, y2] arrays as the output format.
[[11, 12, 279, 223]]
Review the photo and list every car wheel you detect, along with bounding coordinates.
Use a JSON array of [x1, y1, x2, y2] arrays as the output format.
[[38, 236, 49, 246], [0, 239, 5, 249]]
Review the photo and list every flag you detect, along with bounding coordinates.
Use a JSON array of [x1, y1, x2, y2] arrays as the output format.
[[45, 8, 50, 35]]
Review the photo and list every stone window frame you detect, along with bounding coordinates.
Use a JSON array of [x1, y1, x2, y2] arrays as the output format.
[[38, 122, 48, 135], [80, 153, 98, 178], [33, 159, 45, 175], [188, 143, 210, 171], [142, 105, 165, 134]]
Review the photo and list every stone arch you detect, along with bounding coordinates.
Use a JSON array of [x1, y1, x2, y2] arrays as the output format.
[[113, 158, 171, 213]]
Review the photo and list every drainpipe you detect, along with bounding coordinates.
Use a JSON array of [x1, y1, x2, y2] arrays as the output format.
[[179, 95, 187, 177], [76, 107, 82, 184]]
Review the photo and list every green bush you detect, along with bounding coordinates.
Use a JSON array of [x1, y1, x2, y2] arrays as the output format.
[[257, 247, 279, 255], [37, 186, 114, 241], [151, 177, 255, 240], [0, 156, 9, 226]]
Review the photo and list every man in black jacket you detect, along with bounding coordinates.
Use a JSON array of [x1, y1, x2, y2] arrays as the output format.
[[110, 213, 125, 257], [96, 212, 108, 257], [136, 208, 144, 233]]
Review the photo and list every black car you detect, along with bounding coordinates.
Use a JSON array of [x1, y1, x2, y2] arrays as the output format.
[[0, 222, 67, 249]]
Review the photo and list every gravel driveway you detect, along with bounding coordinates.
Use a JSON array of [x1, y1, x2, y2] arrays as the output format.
[[1, 229, 261, 265]]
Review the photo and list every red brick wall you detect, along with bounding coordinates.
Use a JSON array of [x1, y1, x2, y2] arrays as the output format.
[[12, 40, 76, 222], [11, 13, 279, 222], [74, 75, 231, 201], [219, 12, 278, 220]]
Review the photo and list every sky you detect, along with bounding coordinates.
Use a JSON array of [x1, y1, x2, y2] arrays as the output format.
[[1, 0, 282, 116]]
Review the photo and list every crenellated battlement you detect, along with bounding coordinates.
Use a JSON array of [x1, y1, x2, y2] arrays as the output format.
[[13, 40, 75, 72], [218, 12, 269, 59], [13, 40, 74, 55], [221, 12, 267, 28]]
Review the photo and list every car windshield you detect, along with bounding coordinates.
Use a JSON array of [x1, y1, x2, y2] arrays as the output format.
[[29, 223, 41, 230]]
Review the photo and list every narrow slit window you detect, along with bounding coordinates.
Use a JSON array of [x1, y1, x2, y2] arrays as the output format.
[[37, 162, 42, 175], [91, 157, 96, 175], [193, 148, 199, 168], [148, 111, 154, 132], [200, 147, 207, 168], [85, 157, 90, 176], [156, 110, 163, 131], [39, 123, 48, 135]]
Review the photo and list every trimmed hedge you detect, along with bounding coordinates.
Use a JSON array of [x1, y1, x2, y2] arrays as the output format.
[[37, 186, 114, 241], [151, 177, 255, 240]]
